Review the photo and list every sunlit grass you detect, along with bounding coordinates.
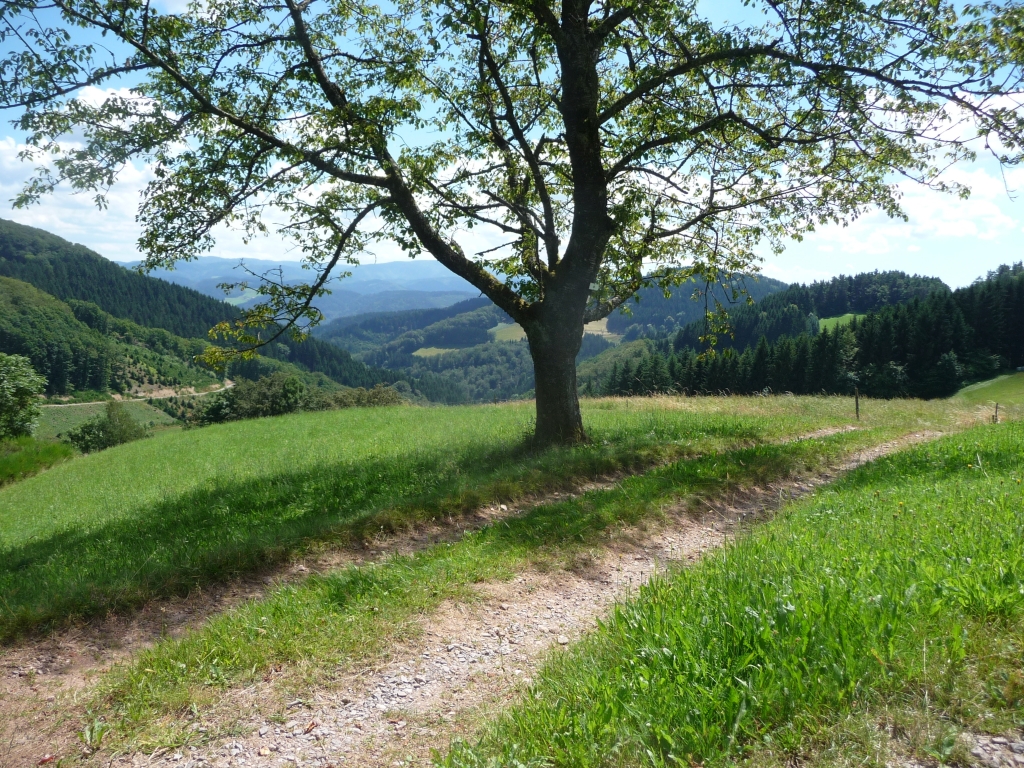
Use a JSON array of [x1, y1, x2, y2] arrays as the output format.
[[956, 371, 1024, 407], [443, 420, 1024, 768], [102, 422, 873, 748], [0, 437, 75, 487], [0, 397, 974, 642], [818, 312, 864, 331], [35, 399, 176, 440]]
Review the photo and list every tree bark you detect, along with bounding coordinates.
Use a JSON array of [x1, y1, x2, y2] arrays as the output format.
[[524, 304, 588, 447]]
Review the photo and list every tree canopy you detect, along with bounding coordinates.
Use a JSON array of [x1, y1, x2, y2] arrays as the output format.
[[2, 0, 1023, 442], [0, 352, 45, 438]]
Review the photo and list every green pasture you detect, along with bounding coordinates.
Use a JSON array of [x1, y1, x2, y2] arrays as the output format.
[[0, 396, 962, 642], [104, 423, 878, 744], [411, 346, 458, 357], [956, 371, 1024, 407], [489, 322, 527, 342], [35, 399, 177, 440], [818, 312, 864, 331], [445, 421, 1024, 768]]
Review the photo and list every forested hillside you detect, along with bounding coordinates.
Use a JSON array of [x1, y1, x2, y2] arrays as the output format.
[[592, 264, 1024, 400], [0, 218, 233, 338], [606, 274, 788, 334], [0, 277, 116, 394], [0, 277, 218, 396], [0, 219, 423, 394], [672, 271, 950, 350], [359, 304, 512, 368], [315, 297, 493, 354], [954, 263, 1024, 369]]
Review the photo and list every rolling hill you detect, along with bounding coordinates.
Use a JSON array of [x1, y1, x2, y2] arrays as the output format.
[[0, 276, 219, 397], [0, 218, 233, 339], [606, 274, 789, 334], [0, 219, 422, 394], [672, 270, 951, 350]]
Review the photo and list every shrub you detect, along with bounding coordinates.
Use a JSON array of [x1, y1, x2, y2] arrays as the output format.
[[190, 372, 306, 426], [192, 375, 404, 426], [0, 353, 46, 439], [302, 383, 405, 411], [65, 401, 148, 453]]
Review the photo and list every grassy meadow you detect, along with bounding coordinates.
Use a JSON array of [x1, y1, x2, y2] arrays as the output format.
[[104, 426, 874, 741], [35, 399, 177, 440], [818, 312, 865, 331], [956, 371, 1024, 407], [0, 396, 964, 644], [444, 421, 1024, 768]]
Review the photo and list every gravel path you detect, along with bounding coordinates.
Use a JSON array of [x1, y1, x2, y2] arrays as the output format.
[[117, 433, 938, 768]]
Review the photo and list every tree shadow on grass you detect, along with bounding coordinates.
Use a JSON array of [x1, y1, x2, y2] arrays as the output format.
[[0, 424, 770, 642]]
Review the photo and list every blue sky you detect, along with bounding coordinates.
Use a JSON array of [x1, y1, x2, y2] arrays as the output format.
[[0, 1, 1021, 288]]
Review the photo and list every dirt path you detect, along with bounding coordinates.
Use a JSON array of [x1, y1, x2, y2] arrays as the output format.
[[40, 382, 234, 408], [71, 431, 936, 768]]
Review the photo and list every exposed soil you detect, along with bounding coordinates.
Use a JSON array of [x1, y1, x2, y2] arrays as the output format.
[[0, 430, 935, 768]]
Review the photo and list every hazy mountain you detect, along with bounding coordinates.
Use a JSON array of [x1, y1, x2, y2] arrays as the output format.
[[130, 256, 479, 319]]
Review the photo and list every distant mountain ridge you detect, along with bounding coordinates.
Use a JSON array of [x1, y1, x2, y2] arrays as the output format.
[[132, 255, 479, 319]]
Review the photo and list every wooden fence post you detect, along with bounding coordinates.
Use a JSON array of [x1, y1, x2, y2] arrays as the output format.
[[855, 386, 860, 421]]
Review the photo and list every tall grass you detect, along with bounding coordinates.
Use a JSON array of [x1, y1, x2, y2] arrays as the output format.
[[443, 421, 1024, 768], [0, 437, 75, 487]]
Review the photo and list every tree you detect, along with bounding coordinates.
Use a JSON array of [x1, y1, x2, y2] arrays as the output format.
[[65, 400, 148, 452], [2, 0, 1023, 444], [0, 352, 46, 438]]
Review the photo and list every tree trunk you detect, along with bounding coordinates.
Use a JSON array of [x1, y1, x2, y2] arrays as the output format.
[[525, 312, 587, 447]]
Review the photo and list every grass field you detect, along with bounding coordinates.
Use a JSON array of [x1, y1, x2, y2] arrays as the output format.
[[35, 399, 178, 440], [104, 424, 878, 744], [411, 346, 459, 357], [489, 322, 528, 342], [956, 371, 1024, 406], [444, 421, 1024, 768], [818, 312, 865, 331], [0, 397, 963, 643]]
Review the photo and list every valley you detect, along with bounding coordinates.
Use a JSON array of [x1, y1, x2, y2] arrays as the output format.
[[0, 219, 1021, 768]]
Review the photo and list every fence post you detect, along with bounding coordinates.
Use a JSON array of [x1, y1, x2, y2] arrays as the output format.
[[994, 403, 1000, 424], [855, 386, 860, 421]]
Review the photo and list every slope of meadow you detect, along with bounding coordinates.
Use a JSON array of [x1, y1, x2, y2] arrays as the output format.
[[35, 400, 178, 440], [445, 421, 1024, 768], [956, 371, 1024, 407], [0, 397, 964, 642]]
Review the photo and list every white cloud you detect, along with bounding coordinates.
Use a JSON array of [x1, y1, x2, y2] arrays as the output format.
[[0, 135, 417, 265], [3, 131, 1022, 288]]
